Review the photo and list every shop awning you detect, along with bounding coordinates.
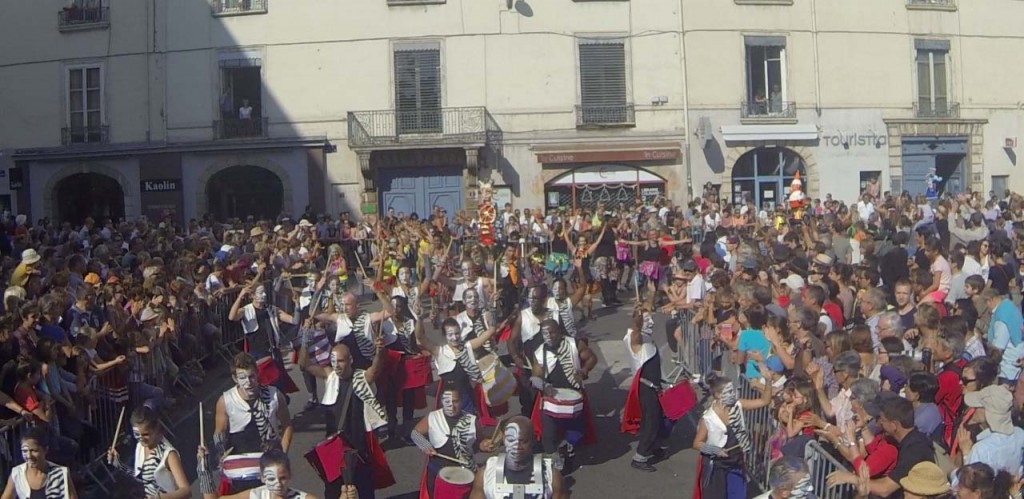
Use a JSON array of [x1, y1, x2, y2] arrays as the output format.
[[720, 124, 819, 143]]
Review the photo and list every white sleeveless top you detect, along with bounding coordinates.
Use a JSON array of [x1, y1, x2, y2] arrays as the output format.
[[134, 440, 178, 496], [546, 297, 577, 337], [335, 311, 372, 344], [248, 485, 309, 498], [533, 340, 581, 379], [427, 409, 478, 449], [623, 328, 658, 373], [702, 406, 730, 448], [519, 308, 548, 344], [10, 462, 69, 498], [223, 386, 282, 434], [393, 285, 421, 319], [435, 343, 470, 376], [482, 455, 553, 499], [240, 303, 281, 340], [453, 278, 488, 305]]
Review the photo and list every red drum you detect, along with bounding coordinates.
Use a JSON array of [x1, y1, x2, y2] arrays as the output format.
[[222, 453, 262, 482], [659, 381, 698, 421], [401, 355, 433, 390], [256, 357, 299, 393], [542, 388, 584, 419], [434, 467, 474, 499], [304, 434, 353, 484]]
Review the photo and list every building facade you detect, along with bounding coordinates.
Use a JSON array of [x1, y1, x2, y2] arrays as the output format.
[[0, 0, 1020, 225]]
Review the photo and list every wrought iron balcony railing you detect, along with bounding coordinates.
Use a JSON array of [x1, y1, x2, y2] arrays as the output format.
[[575, 104, 635, 127], [214, 117, 269, 139], [741, 100, 797, 119], [907, 0, 955, 8], [213, 0, 268, 16], [62, 126, 109, 145], [58, 6, 110, 31], [347, 106, 500, 149], [914, 101, 960, 119]]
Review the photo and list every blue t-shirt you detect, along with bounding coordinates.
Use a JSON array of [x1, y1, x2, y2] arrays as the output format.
[[37, 324, 68, 344], [737, 329, 771, 378]]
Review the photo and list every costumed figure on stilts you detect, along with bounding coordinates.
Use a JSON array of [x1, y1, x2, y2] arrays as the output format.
[[788, 172, 807, 221]]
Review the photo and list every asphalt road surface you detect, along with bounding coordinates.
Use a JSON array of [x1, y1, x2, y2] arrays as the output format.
[[177, 298, 701, 498]]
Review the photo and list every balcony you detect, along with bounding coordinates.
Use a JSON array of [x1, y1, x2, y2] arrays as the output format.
[[58, 6, 110, 32], [575, 104, 636, 128], [347, 107, 500, 150], [213, 0, 268, 16], [62, 126, 109, 146], [214, 118, 269, 139], [387, 0, 445, 5], [914, 101, 960, 119], [741, 100, 797, 123], [906, 0, 956, 11]]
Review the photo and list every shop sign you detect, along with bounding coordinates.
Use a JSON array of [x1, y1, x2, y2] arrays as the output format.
[[537, 149, 680, 164], [141, 179, 180, 192], [820, 132, 887, 148]]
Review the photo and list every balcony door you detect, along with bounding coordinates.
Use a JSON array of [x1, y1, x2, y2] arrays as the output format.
[[394, 45, 441, 134]]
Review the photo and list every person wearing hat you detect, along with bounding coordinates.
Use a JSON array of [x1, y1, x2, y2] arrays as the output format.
[[10, 248, 41, 287], [899, 462, 951, 499], [959, 384, 1024, 474]]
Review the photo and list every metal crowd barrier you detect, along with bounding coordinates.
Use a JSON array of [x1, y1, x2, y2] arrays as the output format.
[[736, 376, 774, 493], [805, 440, 855, 499]]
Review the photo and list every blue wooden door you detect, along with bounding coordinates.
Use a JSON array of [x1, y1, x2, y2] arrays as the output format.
[[379, 167, 462, 221], [901, 137, 968, 197]]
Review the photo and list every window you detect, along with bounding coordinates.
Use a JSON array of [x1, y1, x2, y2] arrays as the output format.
[[860, 171, 882, 194], [65, 65, 105, 144], [394, 44, 442, 134], [577, 38, 633, 126], [744, 36, 791, 118], [213, 0, 268, 16], [217, 56, 265, 138], [58, 0, 110, 31], [731, 147, 806, 210], [991, 175, 1009, 199], [906, 0, 956, 11], [915, 40, 955, 117]]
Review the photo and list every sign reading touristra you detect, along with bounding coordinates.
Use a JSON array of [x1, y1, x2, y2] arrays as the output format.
[[536, 148, 680, 164], [141, 179, 180, 192]]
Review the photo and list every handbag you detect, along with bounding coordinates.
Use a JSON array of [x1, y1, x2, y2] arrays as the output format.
[[304, 381, 358, 484]]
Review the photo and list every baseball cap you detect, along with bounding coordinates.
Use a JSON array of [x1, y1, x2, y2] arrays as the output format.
[[783, 274, 805, 293]]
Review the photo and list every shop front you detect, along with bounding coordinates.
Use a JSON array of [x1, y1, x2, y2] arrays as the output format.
[[544, 164, 666, 213], [729, 147, 807, 210]]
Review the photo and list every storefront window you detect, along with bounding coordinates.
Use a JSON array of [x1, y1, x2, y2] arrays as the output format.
[[731, 147, 806, 211], [545, 165, 666, 214]]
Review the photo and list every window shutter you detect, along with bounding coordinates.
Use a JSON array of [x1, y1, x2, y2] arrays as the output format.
[[579, 40, 627, 108], [394, 48, 441, 133]]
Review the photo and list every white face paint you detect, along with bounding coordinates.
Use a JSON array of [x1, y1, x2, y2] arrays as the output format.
[[720, 382, 739, 407], [132, 428, 143, 444], [461, 262, 473, 280], [552, 281, 566, 300], [21, 444, 34, 464], [330, 351, 339, 371], [463, 289, 480, 311], [441, 391, 458, 417], [398, 268, 412, 286], [541, 323, 557, 348], [444, 325, 461, 347], [253, 285, 267, 307], [504, 423, 524, 466], [235, 369, 258, 397], [262, 467, 286, 495], [641, 312, 654, 335]]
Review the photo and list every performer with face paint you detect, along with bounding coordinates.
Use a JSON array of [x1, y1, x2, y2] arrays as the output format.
[[298, 338, 395, 498], [3, 428, 76, 499], [228, 266, 301, 394], [620, 303, 671, 472], [199, 449, 319, 499], [411, 388, 495, 499], [453, 261, 493, 314], [380, 294, 431, 442], [314, 286, 394, 371], [528, 319, 597, 471], [211, 353, 293, 495], [456, 288, 498, 358], [393, 266, 430, 320], [693, 374, 767, 499], [495, 245, 521, 321], [510, 284, 556, 417], [469, 416, 567, 499], [106, 406, 190, 499]]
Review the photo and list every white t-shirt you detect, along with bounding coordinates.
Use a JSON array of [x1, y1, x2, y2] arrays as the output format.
[[857, 201, 875, 221], [930, 256, 953, 294], [686, 274, 706, 304]]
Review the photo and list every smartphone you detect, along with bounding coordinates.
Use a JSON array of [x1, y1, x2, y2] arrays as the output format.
[[721, 322, 735, 341], [921, 348, 933, 370]]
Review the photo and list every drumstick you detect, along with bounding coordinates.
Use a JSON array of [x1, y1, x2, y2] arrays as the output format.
[[433, 452, 468, 465], [110, 406, 126, 451], [199, 402, 205, 448]]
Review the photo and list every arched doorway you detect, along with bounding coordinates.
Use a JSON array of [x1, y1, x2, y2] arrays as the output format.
[[731, 147, 806, 210], [206, 165, 283, 220], [545, 165, 665, 213], [55, 173, 125, 225]]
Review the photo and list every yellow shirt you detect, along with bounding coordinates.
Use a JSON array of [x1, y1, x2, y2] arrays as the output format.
[[10, 263, 31, 287]]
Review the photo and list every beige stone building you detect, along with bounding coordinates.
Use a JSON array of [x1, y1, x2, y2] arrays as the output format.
[[0, 0, 1020, 224]]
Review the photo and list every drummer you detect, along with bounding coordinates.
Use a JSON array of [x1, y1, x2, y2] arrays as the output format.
[[510, 284, 558, 417], [212, 352, 293, 495], [529, 319, 596, 471], [469, 416, 568, 499], [452, 261, 494, 315], [412, 387, 496, 499], [416, 317, 504, 422], [314, 286, 394, 371], [393, 266, 430, 319], [227, 265, 301, 395], [107, 406, 190, 499], [382, 294, 431, 442], [545, 276, 587, 343], [620, 304, 671, 473], [198, 448, 322, 499], [456, 288, 500, 360]]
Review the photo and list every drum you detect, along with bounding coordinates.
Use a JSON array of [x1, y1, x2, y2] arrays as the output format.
[[222, 453, 262, 482], [257, 357, 299, 394], [434, 466, 474, 499], [478, 353, 516, 407], [658, 381, 698, 421], [401, 355, 433, 390], [542, 388, 584, 419]]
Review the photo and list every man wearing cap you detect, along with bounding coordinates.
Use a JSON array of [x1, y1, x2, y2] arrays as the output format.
[[959, 384, 1024, 474], [984, 287, 1024, 385]]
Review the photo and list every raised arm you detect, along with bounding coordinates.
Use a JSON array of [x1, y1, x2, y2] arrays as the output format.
[[363, 338, 387, 385]]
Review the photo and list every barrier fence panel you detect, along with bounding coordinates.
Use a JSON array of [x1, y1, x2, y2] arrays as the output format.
[[805, 440, 855, 499]]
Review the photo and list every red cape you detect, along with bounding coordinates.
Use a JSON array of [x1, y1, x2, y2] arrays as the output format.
[[529, 388, 598, 445], [621, 370, 643, 435]]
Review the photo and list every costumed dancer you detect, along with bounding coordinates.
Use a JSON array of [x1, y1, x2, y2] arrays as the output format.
[[546, 275, 592, 346], [381, 293, 431, 442], [298, 340, 395, 498], [565, 235, 600, 321], [314, 286, 394, 371], [528, 319, 597, 471], [453, 261, 494, 316], [692, 374, 768, 499], [412, 387, 496, 499], [788, 172, 807, 220], [510, 284, 558, 418], [456, 287, 512, 424], [3, 428, 76, 499], [478, 181, 498, 248], [227, 267, 300, 395], [107, 406, 190, 499], [199, 448, 321, 499], [417, 317, 505, 425], [211, 353, 293, 495], [468, 416, 567, 499], [495, 245, 522, 327], [620, 304, 672, 472], [294, 270, 333, 411], [544, 225, 572, 279]]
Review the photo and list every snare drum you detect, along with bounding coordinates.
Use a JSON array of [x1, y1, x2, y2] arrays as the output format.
[[478, 354, 516, 407], [542, 388, 584, 419], [434, 466, 475, 499], [221, 453, 263, 482]]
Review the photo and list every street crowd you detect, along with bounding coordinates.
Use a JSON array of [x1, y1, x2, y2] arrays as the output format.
[[0, 176, 1022, 499]]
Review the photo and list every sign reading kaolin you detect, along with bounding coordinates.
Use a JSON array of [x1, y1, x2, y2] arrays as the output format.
[[140, 179, 180, 192]]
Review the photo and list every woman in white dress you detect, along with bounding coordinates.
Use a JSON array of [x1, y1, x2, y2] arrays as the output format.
[[107, 406, 190, 499], [2, 427, 77, 499]]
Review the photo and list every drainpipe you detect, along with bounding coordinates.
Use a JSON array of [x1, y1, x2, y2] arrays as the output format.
[[811, 0, 822, 116], [677, 0, 693, 201]]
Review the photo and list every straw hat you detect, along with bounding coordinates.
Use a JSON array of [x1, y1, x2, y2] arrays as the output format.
[[249, 226, 265, 238]]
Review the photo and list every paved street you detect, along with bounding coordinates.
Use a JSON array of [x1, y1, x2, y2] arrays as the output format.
[[178, 296, 700, 498]]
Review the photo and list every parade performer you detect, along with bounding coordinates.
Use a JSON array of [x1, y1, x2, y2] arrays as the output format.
[[393, 266, 430, 319], [692, 374, 768, 499], [478, 181, 497, 247], [469, 416, 567, 499], [621, 304, 671, 472], [227, 266, 300, 395], [298, 339, 395, 498], [107, 406, 190, 499], [326, 243, 350, 291], [788, 172, 807, 220], [3, 428, 76, 499], [925, 167, 942, 201], [544, 224, 572, 279], [456, 288, 498, 358], [412, 387, 496, 499], [199, 448, 321, 499], [315, 286, 394, 370], [212, 353, 293, 495], [453, 261, 494, 314], [510, 284, 558, 417], [528, 319, 597, 471], [381, 293, 431, 441], [495, 245, 522, 324]]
